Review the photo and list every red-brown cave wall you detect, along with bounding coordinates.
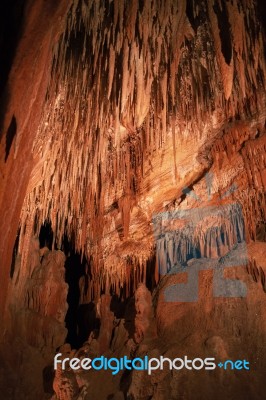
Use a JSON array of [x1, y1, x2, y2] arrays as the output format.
[[0, 0, 71, 317], [0, 1, 265, 399]]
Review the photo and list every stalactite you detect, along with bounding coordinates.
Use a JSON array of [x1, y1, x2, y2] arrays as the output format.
[[155, 203, 247, 274], [247, 257, 266, 292], [15, 0, 265, 301]]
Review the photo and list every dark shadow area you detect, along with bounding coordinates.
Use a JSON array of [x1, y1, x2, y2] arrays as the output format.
[[5, 115, 17, 161], [0, 0, 26, 138], [123, 298, 136, 340], [42, 365, 55, 395], [119, 367, 133, 399], [39, 221, 54, 250], [146, 253, 157, 292], [213, 0, 232, 65], [186, 0, 206, 32], [257, 0, 266, 57], [64, 246, 87, 349], [184, 246, 202, 264], [256, 222, 266, 242], [0, 0, 25, 93], [110, 294, 126, 319], [77, 302, 100, 346], [10, 227, 20, 279]]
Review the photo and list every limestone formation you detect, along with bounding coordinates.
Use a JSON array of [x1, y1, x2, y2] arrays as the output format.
[[0, 0, 265, 399], [134, 283, 157, 343]]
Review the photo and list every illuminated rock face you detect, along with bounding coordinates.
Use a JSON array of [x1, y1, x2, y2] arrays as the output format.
[[0, 0, 265, 399], [2, 0, 264, 301]]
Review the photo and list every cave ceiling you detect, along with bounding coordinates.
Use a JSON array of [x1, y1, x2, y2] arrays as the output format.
[[0, 0, 265, 305]]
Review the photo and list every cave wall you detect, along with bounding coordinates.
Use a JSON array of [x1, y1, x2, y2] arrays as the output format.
[[0, 0, 71, 316], [0, 0, 265, 399]]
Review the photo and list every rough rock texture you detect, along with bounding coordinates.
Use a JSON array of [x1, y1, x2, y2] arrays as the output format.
[[3, 0, 264, 300], [134, 283, 157, 343], [48, 264, 266, 400], [0, 0, 265, 399], [0, 239, 68, 399], [96, 294, 115, 353], [0, 0, 71, 316]]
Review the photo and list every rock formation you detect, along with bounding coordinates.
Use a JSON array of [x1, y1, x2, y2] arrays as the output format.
[[134, 283, 157, 343], [0, 0, 265, 399]]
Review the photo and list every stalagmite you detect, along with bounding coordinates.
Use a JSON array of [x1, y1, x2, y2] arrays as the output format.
[[134, 283, 157, 343]]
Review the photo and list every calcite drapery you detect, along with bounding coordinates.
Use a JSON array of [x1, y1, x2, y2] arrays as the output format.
[[12, 0, 266, 303]]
